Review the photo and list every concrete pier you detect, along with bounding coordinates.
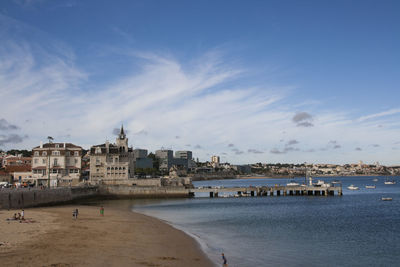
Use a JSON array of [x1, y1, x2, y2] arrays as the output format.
[[189, 185, 342, 198]]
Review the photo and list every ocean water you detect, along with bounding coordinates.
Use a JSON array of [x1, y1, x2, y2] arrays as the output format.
[[131, 176, 400, 266]]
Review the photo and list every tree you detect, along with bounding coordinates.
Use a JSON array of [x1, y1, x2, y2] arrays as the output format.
[[6, 149, 32, 157]]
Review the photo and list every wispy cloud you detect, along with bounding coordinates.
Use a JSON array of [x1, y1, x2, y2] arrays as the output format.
[[1, 13, 400, 164], [248, 149, 264, 154], [358, 108, 400, 122]]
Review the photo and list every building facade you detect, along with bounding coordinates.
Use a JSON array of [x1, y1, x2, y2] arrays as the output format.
[[89, 126, 135, 185], [31, 142, 82, 186], [156, 149, 195, 172]]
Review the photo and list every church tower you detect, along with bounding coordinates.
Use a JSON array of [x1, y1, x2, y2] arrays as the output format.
[[116, 125, 128, 152]]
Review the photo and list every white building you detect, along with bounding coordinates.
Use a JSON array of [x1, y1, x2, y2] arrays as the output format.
[[32, 142, 82, 187]]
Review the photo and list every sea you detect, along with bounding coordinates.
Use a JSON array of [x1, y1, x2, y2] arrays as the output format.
[[129, 176, 400, 266]]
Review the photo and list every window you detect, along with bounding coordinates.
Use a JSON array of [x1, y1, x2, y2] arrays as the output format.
[[74, 169, 79, 173], [34, 151, 39, 156], [74, 151, 79, 156], [43, 151, 47, 156], [55, 144, 59, 148], [75, 159, 78, 164], [66, 151, 70, 156], [69, 169, 74, 174], [54, 158, 58, 166], [34, 159, 38, 164], [52, 169, 57, 174], [52, 151, 60, 156], [42, 159, 46, 164]]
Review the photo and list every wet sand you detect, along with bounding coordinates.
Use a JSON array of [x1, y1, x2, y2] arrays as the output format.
[[0, 205, 214, 267]]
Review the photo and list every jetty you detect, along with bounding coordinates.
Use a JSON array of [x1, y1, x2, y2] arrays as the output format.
[[189, 185, 342, 197]]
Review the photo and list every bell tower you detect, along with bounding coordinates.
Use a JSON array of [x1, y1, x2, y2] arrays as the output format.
[[116, 125, 128, 152]]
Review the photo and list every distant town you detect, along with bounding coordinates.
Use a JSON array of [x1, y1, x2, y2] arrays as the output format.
[[1, 125, 399, 188]]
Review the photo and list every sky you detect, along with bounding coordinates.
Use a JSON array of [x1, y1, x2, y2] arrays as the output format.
[[0, 0, 399, 165]]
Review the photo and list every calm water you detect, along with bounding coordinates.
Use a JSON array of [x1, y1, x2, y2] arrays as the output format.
[[130, 176, 400, 266]]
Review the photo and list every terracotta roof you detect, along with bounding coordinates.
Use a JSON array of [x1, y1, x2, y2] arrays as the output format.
[[5, 165, 32, 173], [33, 143, 82, 149]]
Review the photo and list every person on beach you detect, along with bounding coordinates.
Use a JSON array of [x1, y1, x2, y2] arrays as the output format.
[[21, 209, 24, 220], [221, 253, 228, 267], [100, 206, 104, 216], [73, 209, 79, 220]]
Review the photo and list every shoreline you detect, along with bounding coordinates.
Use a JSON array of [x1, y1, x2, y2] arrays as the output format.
[[0, 205, 214, 266], [133, 208, 219, 266]]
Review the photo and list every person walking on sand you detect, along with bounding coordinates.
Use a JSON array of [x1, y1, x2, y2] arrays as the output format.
[[100, 206, 104, 216], [222, 253, 228, 267], [75, 209, 79, 219], [21, 209, 24, 220]]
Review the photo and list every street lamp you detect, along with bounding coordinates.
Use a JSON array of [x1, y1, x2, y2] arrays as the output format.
[[47, 136, 54, 188]]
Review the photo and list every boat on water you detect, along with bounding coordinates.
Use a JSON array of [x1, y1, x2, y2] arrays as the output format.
[[384, 180, 396, 185], [372, 178, 378, 182], [347, 185, 359, 190], [381, 197, 393, 201], [332, 180, 341, 184], [314, 180, 325, 186], [365, 185, 376, 189], [287, 180, 300, 186]]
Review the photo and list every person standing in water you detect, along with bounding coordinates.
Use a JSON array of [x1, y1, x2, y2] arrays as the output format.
[[221, 253, 228, 267]]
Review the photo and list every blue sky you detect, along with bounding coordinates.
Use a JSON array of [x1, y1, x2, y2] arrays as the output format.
[[0, 0, 399, 165]]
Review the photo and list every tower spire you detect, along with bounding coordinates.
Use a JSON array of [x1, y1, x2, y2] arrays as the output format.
[[120, 124, 125, 137]]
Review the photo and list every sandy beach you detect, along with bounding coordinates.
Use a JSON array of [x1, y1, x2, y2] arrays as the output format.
[[0, 205, 214, 267]]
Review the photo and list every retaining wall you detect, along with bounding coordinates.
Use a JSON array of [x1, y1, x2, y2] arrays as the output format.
[[99, 185, 189, 198], [0, 186, 99, 210]]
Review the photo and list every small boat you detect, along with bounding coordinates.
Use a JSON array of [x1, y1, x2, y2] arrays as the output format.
[[332, 180, 341, 184], [384, 180, 396, 185], [372, 178, 378, 182], [381, 197, 393, 201], [314, 180, 326, 187], [365, 185, 376, 189], [347, 185, 359, 190], [287, 180, 300, 186]]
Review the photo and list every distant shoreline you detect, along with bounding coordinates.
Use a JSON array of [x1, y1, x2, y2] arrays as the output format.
[[237, 174, 397, 179]]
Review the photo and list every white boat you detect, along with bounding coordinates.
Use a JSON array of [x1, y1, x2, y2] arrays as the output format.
[[372, 178, 378, 182], [365, 185, 376, 189], [332, 180, 341, 184], [314, 180, 326, 187], [384, 180, 396, 185], [347, 185, 359, 190], [287, 180, 300, 186], [381, 197, 392, 201]]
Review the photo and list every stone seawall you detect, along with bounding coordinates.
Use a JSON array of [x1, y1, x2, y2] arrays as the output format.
[[99, 185, 189, 198], [0, 185, 192, 210], [0, 186, 99, 210]]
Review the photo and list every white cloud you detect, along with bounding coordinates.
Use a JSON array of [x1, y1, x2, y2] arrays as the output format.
[[357, 108, 400, 122], [1, 14, 400, 164]]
